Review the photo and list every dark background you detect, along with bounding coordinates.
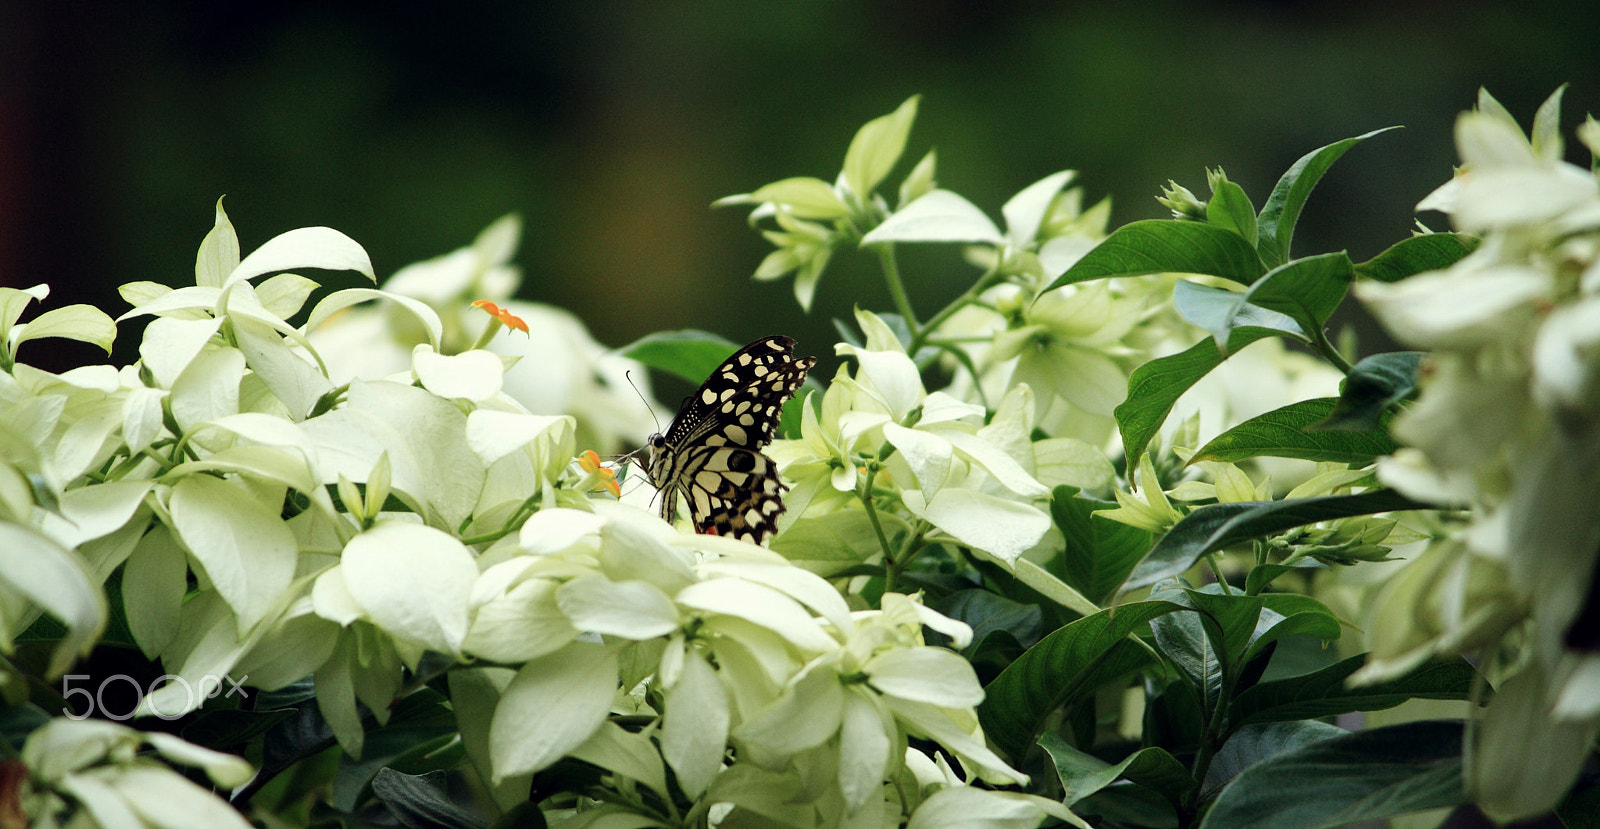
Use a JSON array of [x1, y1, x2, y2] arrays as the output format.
[[4, 1, 1597, 374]]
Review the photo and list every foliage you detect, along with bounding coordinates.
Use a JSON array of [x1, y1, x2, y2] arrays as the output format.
[[1, 89, 1595, 829]]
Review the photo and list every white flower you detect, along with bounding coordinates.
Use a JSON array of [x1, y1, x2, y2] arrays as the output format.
[[19, 718, 254, 829]]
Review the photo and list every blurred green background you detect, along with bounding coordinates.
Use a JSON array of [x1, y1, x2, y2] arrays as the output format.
[[4, 1, 1597, 374]]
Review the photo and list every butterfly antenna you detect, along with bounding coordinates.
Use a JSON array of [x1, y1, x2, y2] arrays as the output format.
[[626, 370, 663, 436]]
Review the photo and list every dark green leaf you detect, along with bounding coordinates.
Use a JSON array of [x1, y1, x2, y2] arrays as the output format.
[[181, 708, 296, 749], [1235, 640, 1277, 696], [1244, 562, 1303, 595], [1321, 352, 1424, 433], [618, 330, 739, 384], [1231, 654, 1480, 727], [1145, 676, 1206, 756], [1192, 398, 1398, 465], [929, 589, 1045, 655], [1236, 251, 1353, 339], [1047, 220, 1264, 292], [1242, 610, 1342, 666], [1075, 783, 1182, 827], [0, 703, 49, 751], [1206, 174, 1258, 247], [371, 768, 489, 829], [1203, 720, 1346, 797], [491, 803, 549, 829], [1186, 588, 1268, 665], [1256, 127, 1400, 268], [1122, 489, 1430, 593], [334, 724, 460, 812], [1151, 608, 1224, 711], [1041, 732, 1196, 809], [1354, 233, 1479, 283], [979, 600, 1184, 762], [1116, 326, 1298, 464], [1052, 487, 1155, 606], [1198, 720, 1466, 829], [1557, 780, 1600, 829]]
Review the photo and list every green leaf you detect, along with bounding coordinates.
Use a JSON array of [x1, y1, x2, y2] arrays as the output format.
[[1041, 732, 1195, 809], [11, 304, 118, 355], [1242, 608, 1342, 666], [1205, 171, 1258, 247], [1198, 720, 1466, 829], [771, 510, 896, 577], [1354, 233, 1479, 283], [978, 600, 1184, 763], [1231, 654, 1480, 727], [1121, 489, 1429, 594], [1151, 606, 1225, 711], [1557, 780, 1600, 829], [180, 708, 297, 751], [843, 95, 920, 200], [1173, 280, 1305, 348], [1204, 720, 1346, 796], [1185, 588, 1269, 665], [1321, 352, 1424, 433], [1046, 220, 1264, 292], [1236, 251, 1353, 339], [1051, 487, 1154, 606], [619, 329, 740, 385], [1145, 676, 1206, 755], [369, 769, 484, 829], [1115, 326, 1297, 464], [927, 589, 1044, 656], [1243, 562, 1314, 596], [1192, 398, 1398, 465], [1256, 127, 1399, 268]]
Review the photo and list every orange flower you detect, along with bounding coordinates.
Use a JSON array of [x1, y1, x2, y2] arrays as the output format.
[[577, 450, 621, 497], [472, 299, 528, 333]]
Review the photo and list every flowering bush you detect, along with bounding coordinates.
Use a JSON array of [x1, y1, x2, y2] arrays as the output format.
[[1, 90, 1594, 829]]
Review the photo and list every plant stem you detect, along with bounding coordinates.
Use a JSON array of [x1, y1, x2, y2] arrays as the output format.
[[1203, 552, 1234, 595], [906, 266, 1001, 356], [1182, 666, 1235, 827], [874, 244, 920, 332], [859, 479, 897, 586], [1311, 325, 1354, 374]]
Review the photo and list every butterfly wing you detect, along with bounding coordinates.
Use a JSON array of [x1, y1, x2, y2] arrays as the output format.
[[646, 336, 815, 543]]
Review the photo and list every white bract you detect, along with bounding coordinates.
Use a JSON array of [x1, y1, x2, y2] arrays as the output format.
[[18, 718, 254, 829], [1355, 87, 1600, 820]]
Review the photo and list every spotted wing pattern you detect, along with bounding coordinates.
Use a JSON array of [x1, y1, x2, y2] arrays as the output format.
[[645, 336, 814, 544]]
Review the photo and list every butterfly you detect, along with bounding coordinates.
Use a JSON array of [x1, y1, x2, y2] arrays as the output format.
[[645, 336, 815, 544]]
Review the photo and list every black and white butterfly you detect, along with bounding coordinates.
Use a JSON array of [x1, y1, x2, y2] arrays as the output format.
[[645, 336, 815, 544]]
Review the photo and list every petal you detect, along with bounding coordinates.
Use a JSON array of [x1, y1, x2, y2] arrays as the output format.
[[342, 522, 477, 656], [489, 642, 618, 780], [866, 646, 984, 708]]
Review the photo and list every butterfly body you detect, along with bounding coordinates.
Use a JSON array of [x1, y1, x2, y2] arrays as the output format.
[[645, 336, 815, 544]]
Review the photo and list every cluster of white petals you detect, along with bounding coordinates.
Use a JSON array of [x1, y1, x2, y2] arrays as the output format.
[[1354, 87, 1600, 820]]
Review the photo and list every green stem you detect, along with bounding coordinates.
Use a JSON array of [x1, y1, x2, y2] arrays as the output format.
[[906, 266, 1002, 356], [1311, 325, 1354, 374], [1183, 662, 1237, 827], [859, 480, 897, 576], [883, 522, 931, 596], [1203, 552, 1234, 595], [873, 244, 920, 333]]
